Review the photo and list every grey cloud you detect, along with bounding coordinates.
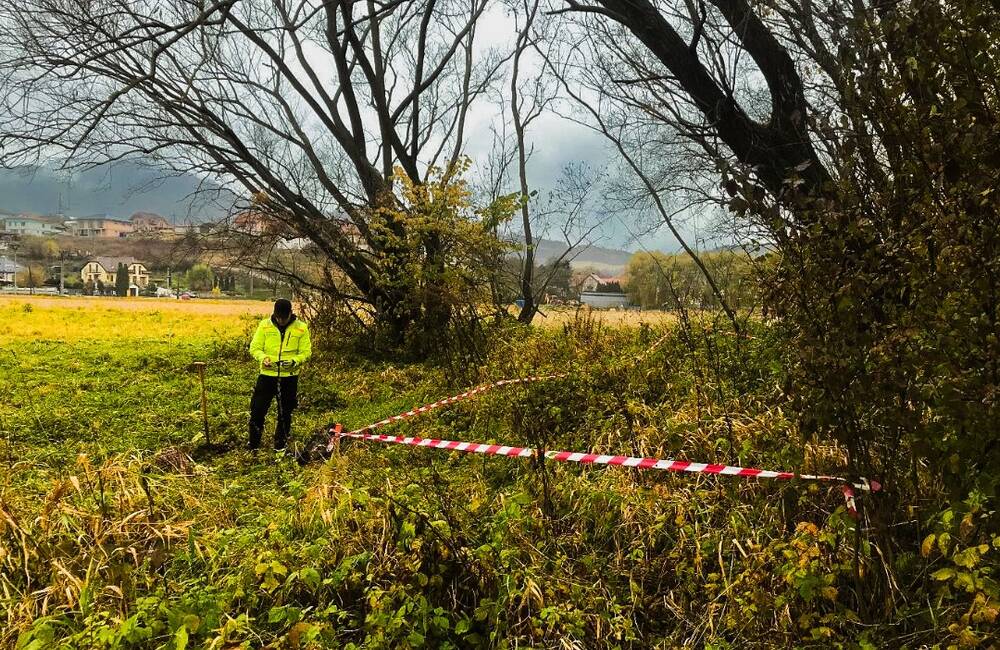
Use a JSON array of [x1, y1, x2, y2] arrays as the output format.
[[0, 162, 226, 220]]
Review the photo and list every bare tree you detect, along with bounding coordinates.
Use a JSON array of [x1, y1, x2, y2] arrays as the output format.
[[0, 0, 501, 344], [527, 6, 742, 331], [478, 0, 604, 323], [508, 0, 550, 322], [552, 0, 829, 203]]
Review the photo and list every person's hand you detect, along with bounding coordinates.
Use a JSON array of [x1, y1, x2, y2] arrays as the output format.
[[263, 356, 272, 367]]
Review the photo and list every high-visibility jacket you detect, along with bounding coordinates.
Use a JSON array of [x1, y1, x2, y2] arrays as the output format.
[[249, 316, 312, 377]]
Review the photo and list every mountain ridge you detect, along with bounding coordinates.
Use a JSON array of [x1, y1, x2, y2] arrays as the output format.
[[530, 238, 632, 271]]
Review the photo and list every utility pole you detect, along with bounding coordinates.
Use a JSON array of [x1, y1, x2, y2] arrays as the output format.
[[11, 242, 18, 291]]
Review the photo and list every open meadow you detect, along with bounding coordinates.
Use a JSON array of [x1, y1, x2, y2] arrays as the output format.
[[0, 297, 992, 649], [0, 296, 271, 341]]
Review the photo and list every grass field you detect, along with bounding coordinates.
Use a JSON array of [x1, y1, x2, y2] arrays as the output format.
[[2, 296, 954, 649], [1, 297, 472, 648], [0, 296, 676, 342], [0, 296, 454, 462], [0, 296, 270, 343]]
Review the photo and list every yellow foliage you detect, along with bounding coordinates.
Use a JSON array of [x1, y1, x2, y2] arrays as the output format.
[[922, 533, 937, 558], [364, 161, 514, 312], [0, 296, 266, 343]]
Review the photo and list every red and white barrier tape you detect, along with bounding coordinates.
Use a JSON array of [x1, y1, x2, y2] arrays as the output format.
[[337, 431, 534, 459], [326, 374, 879, 517], [326, 374, 565, 451], [328, 429, 878, 516]]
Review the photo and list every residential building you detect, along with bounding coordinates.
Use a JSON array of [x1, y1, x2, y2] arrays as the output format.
[[0, 215, 67, 236], [129, 212, 173, 235], [0, 256, 24, 284], [80, 257, 150, 287], [232, 210, 261, 234], [232, 210, 295, 239], [66, 215, 134, 238], [580, 273, 624, 293], [172, 220, 216, 236]]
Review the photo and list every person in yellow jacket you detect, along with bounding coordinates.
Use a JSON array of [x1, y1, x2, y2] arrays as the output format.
[[248, 298, 312, 450]]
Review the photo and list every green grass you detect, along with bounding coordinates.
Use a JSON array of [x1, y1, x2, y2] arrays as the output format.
[[1, 300, 992, 649]]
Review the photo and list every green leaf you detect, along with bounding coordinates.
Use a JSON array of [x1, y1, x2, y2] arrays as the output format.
[[953, 547, 981, 568], [269, 607, 286, 624], [301, 567, 321, 590], [174, 626, 189, 650], [938, 532, 952, 555], [17, 639, 50, 650], [931, 567, 956, 581]]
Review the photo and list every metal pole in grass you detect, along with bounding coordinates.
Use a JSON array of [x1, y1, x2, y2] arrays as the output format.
[[192, 361, 211, 445], [11, 242, 19, 291]]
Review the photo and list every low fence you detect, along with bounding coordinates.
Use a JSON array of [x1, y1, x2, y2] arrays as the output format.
[[579, 291, 630, 308]]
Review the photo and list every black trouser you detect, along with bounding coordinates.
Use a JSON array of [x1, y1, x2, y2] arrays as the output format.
[[248, 374, 299, 450]]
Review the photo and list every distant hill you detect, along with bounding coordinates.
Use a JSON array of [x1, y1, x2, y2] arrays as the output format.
[[533, 238, 632, 271]]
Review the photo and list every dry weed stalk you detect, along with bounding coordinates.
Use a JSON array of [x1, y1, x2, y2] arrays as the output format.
[[1, 453, 195, 642]]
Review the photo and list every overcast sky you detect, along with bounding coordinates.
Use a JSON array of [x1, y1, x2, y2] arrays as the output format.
[[0, 3, 704, 253]]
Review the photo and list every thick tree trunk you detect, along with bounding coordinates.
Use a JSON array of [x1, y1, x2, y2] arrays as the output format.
[[594, 0, 832, 200]]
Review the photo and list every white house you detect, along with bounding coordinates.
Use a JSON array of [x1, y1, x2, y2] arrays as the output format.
[[580, 291, 630, 309], [0, 256, 24, 284], [580, 273, 624, 292], [0, 215, 67, 236]]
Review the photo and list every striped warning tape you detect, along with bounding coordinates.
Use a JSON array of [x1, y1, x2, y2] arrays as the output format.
[[337, 431, 533, 459], [324, 363, 879, 517], [327, 429, 879, 516], [326, 374, 565, 452]]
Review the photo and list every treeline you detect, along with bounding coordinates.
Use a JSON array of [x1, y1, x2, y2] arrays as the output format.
[[624, 250, 757, 311]]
